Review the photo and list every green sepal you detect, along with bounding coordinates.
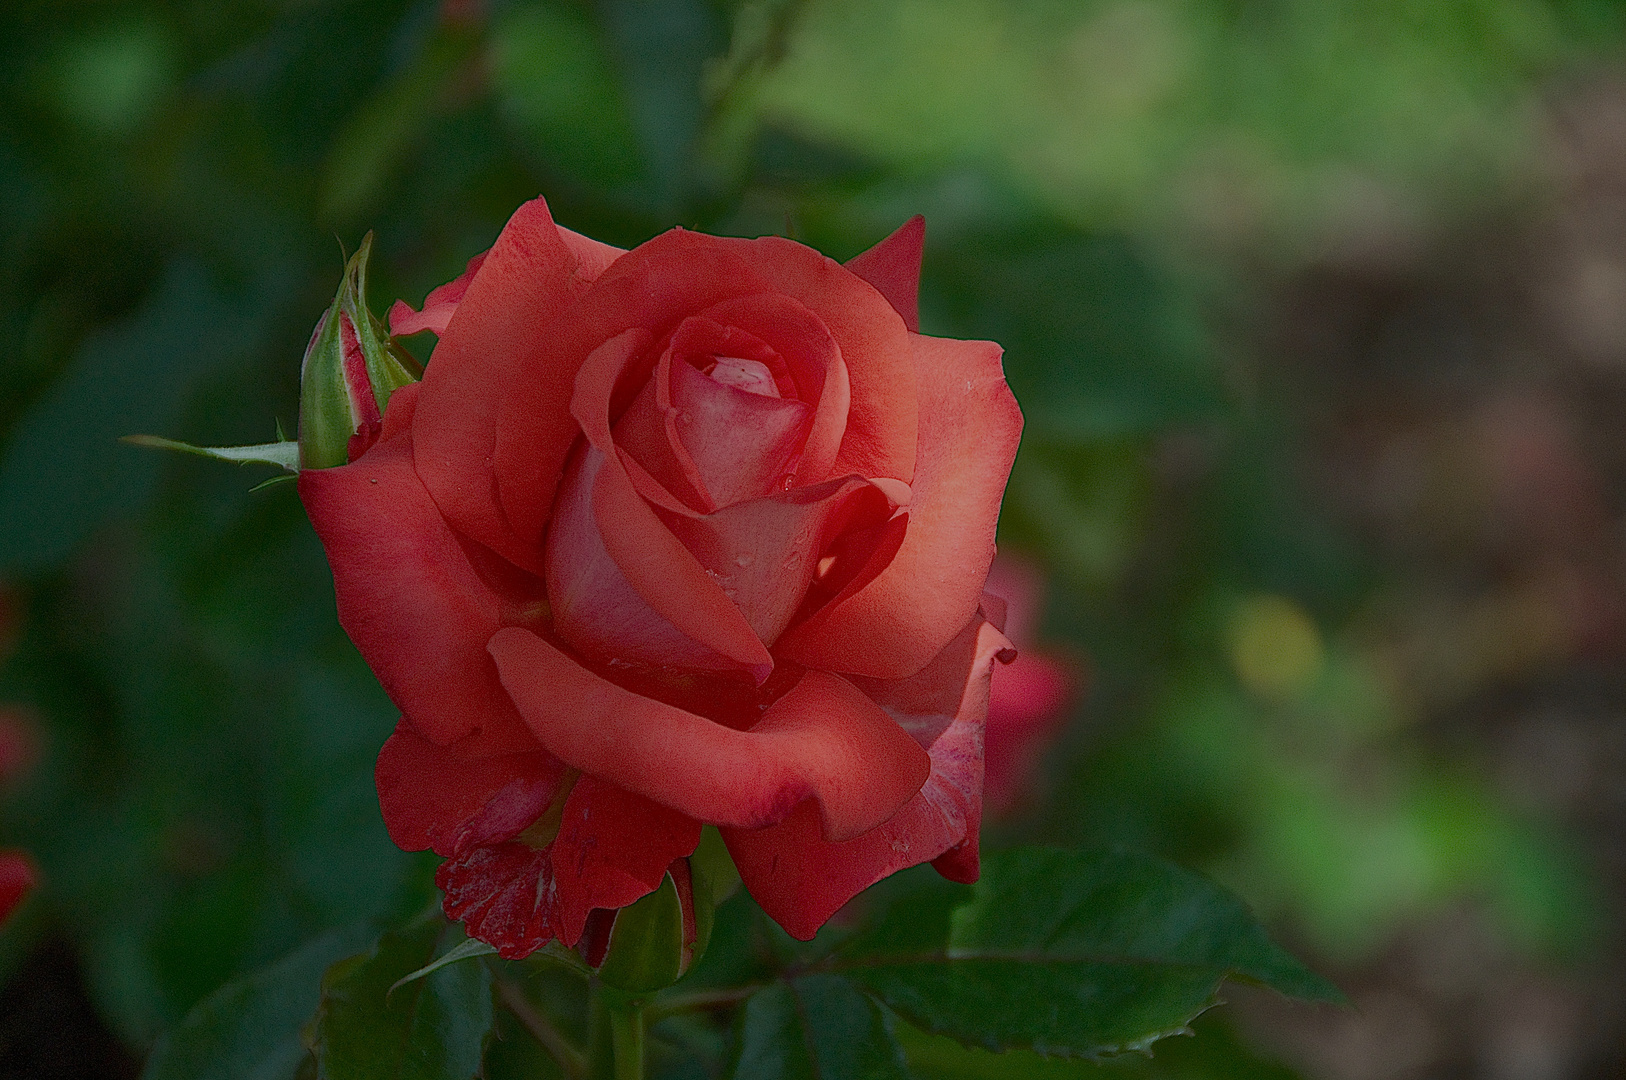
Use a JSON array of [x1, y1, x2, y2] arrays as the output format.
[[596, 846, 726, 995], [597, 872, 688, 994], [297, 233, 420, 470], [121, 434, 301, 473], [386, 937, 497, 997]]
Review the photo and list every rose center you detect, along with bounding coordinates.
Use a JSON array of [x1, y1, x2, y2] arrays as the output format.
[[705, 356, 780, 398]]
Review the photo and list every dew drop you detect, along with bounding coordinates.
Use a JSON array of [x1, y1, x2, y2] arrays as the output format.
[[734, 553, 754, 568]]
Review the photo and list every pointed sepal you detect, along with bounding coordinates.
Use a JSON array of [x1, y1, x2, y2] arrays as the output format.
[[589, 831, 734, 994], [121, 435, 301, 473], [298, 233, 422, 469]]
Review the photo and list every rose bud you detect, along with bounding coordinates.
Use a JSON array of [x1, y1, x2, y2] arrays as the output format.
[[311, 200, 1022, 958], [298, 233, 421, 469]]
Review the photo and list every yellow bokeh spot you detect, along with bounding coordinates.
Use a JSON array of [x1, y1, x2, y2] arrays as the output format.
[[1228, 594, 1325, 702]]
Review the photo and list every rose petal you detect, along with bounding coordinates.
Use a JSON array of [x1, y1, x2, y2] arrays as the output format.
[[488, 628, 931, 842], [592, 448, 773, 674], [776, 334, 1021, 679], [546, 444, 763, 674], [558, 225, 625, 280], [387, 228, 622, 340], [375, 718, 564, 857], [663, 475, 895, 648], [680, 295, 850, 486], [388, 251, 489, 337], [496, 232, 775, 555], [299, 428, 544, 751], [724, 617, 1010, 939], [546, 776, 702, 944], [412, 196, 601, 575], [437, 778, 699, 957], [438, 841, 552, 959], [844, 216, 924, 333], [742, 236, 917, 483], [668, 357, 811, 508]]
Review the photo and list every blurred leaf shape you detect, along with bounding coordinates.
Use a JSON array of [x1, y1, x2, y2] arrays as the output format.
[[749, 0, 1600, 243], [45, 19, 176, 134], [141, 924, 374, 1080], [0, 260, 291, 576], [312, 910, 493, 1080], [321, 22, 484, 223], [729, 976, 913, 1080], [490, 2, 645, 191]]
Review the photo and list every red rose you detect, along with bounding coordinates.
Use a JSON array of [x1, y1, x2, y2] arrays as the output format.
[[299, 198, 1022, 955]]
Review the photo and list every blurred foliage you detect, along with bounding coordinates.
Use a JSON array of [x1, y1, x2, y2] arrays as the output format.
[[0, 0, 1621, 1074]]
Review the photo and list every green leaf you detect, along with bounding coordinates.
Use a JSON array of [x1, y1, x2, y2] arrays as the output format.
[[121, 435, 301, 473], [837, 847, 1339, 1060], [728, 976, 912, 1080], [313, 912, 495, 1080], [141, 924, 375, 1080]]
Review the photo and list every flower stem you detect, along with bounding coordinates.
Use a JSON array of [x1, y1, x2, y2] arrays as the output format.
[[494, 978, 587, 1080], [609, 1003, 644, 1080], [589, 985, 645, 1080]]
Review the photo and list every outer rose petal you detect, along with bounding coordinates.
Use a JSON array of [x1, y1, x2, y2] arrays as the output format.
[[546, 777, 701, 943], [438, 778, 699, 957], [777, 334, 1021, 679], [388, 251, 488, 337], [488, 628, 931, 843], [725, 617, 1011, 939], [386, 228, 623, 339], [844, 216, 924, 334], [299, 422, 543, 752], [375, 718, 563, 857], [412, 197, 607, 575], [0, 850, 35, 924]]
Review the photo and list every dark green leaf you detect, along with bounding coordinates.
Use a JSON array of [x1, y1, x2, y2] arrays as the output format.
[[729, 976, 912, 1080], [837, 847, 1339, 1060], [142, 924, 374, 1080], [312, 912, 495, 1080]]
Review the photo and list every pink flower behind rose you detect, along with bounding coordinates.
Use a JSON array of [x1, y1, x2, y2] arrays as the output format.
[[982, 556, 1082, 815], [0, 850, 34, 923]]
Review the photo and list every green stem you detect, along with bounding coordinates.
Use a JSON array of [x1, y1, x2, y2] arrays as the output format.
[[609, 1003, 644, 1080], [588, 985, 645, 1080]]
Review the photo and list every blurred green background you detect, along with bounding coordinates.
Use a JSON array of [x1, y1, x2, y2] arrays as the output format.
[[2, 0, 1625, 1076]]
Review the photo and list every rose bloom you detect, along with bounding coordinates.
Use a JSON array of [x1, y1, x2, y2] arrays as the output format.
[[300, 198, 1022, 955]]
